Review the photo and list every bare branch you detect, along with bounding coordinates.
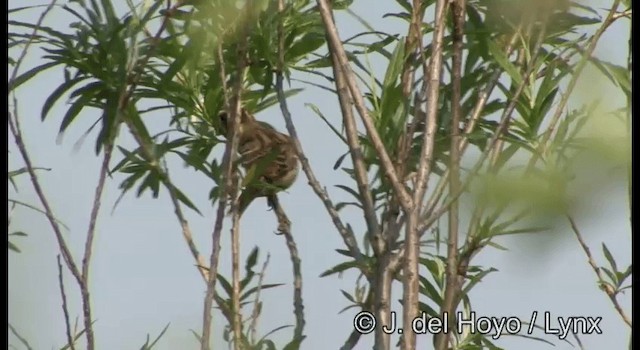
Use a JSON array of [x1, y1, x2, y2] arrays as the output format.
[[249, 254, 270, 344], [202, 4, 253, 350], [8, 324, 33, 350], [8, 105, 83, 285], [57, 255, 76, 350], [275, 68, 364, 267], [316, 0, 413, 210], [403, 1, 448, 349], [322, 11, 383, 256], [434, 2, 465, 349]]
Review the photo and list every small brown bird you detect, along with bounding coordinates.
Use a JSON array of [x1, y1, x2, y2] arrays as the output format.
[[219, 108, 299, 233]]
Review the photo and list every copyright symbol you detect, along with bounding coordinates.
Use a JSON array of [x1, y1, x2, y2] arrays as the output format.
[[353, 311, 376, 334]]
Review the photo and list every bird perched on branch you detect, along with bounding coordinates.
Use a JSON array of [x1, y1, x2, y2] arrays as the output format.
[[218, 108, 299, 234]]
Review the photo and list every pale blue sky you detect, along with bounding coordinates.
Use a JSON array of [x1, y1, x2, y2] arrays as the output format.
[[8, 1, 631, 349]]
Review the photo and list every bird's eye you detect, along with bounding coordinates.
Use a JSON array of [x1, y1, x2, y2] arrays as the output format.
[[219, 111, 228, 124]]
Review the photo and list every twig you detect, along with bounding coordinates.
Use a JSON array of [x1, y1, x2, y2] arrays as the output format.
[[316, 0, 413, 211], [282, 229, 305, 342], [57, 255, 76, 350], [568, 215, 632, 327], [9, 103, 83, 296], [8, 324, 33, 350], [76, 143, 113, 350], [249, 254, 270, 344], [275, 61, 365, 267]]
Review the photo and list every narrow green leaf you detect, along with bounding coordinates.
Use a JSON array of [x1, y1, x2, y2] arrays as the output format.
[[41, 76, 88, 120], [487, 41, 522, 87], [601, 243, 618, 273], [8, 241, 21, 253], [319, 260, 359, 277], [9, 61, 60, 91], [382, 41, 405, 89]]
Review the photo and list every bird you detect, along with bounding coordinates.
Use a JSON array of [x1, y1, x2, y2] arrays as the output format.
[[218, 108, 299, 233]]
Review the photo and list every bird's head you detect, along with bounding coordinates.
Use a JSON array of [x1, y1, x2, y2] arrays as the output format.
[[218, 108, 256, 136]]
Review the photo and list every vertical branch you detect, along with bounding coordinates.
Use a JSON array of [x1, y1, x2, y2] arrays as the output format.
[[402, 1, 447, 349], [8, 324, 34, 350], [249, 254, 270, 344], [373, 255, 393, 350], [435, 2, 465, 349], [201, 43, 235, 350], [626, 18, 632, 222], [275, 1, 306, 343], [282, 229, 305, 342], [230, 195, 243, 350], [77, 143, 113, 350], [202, 4, 253, 348], [57, 255, 76, 350]]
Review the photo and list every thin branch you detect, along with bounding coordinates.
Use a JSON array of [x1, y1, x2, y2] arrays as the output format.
[[434, 2, 465, 349], [322, 5, 382, 256], [231, 196, 243, 350], [57, 255, 76, 350], [201, 42, 236, 350], [283, 228, 305, 342], [526, 0, 622, 171], [77, 143, 113, 350], [403, 1, 448, 349], [203, 5, 253, 350], [568, 215, 632, 327], [316, 0, 413, 210], [8, 104, 83, 284], [249, 254, 270, 345], [275, 5, 305, 340], [275, 71, 365, 268], [8, 324, 33, 350]]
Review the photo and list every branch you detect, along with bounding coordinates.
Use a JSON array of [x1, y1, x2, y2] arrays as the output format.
[[8, 103, 84, 299], [202, 4, 253, 350], [403, 1, 448, 349], [76, 143, 113, 350], [8, 324, 33, 350], [322, 8, 383, 256], [568, 215, 632, 327], [57, 255, 76, 350], [316, 0, 413, 211], [275, 68, 365, 268], [434, 1, 465, 349], [249, 254, 270, 344]]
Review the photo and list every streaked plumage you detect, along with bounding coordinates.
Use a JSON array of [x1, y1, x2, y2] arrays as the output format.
[[219, 109, 299, 232]]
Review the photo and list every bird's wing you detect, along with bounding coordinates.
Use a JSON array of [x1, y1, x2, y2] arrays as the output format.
[[238, 125, 299, 190]]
